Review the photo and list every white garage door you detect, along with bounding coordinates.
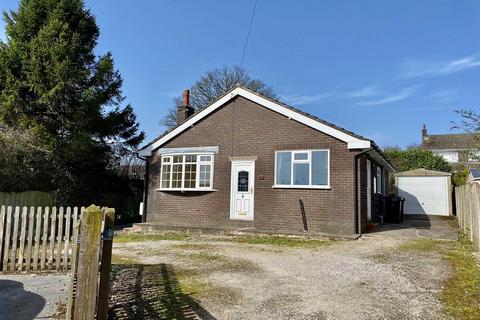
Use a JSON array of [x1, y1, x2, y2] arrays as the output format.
[[397, 176, 449, 216]]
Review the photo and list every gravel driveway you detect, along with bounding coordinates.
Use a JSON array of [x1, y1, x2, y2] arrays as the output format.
[[110, 226, 457, 320]]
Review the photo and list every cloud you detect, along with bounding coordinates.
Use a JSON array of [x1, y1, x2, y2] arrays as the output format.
[[399, 53, 480, 78], [357, 86, 418, 106], [280, 92, 334, 106], [346, 86, 380, 98], [424, 89, 457, 102]]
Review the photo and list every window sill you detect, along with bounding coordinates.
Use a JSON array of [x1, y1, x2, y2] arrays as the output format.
[[156, 188, 218, 192], [272, 185, 331, 190]]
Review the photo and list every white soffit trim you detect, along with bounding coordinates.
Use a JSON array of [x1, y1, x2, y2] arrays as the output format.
[[157, 146, 219, 155], [139, 87, 370, 156]]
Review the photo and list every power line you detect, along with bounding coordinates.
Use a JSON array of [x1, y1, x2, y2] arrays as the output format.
[[240, 0, 258, 67]]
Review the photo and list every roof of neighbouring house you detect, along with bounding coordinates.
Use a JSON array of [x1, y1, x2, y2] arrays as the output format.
[[395, 168, 452, 177], [470, 168, 480, 179], [422, 132, 478, 150], [139, 86, 394, 170]]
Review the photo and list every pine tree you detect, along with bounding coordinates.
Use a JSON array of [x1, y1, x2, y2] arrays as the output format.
[[0, 0, 144, 202]]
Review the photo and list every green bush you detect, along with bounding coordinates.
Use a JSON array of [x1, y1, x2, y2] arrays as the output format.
[[384, 148, 451, 172]]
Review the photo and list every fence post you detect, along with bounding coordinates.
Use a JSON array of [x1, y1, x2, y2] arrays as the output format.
[[73, 205, 103, 320], [97, 208, 115, 320]]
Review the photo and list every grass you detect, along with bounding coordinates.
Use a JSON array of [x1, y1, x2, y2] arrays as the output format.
[[400, 236, 480, 320], [442, 236, 480, 320], [111, 253, 140, 265], [114, 232, 191, 243], [114, 232, 332, 249], [399, 237, 444, 252], [222, 235, 331, 248]]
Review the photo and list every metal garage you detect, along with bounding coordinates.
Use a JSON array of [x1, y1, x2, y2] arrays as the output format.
[[395, 168, 452, 216]]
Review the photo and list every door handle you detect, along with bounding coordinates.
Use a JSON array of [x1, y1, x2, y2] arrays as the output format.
[[250, 186, 254, 193]]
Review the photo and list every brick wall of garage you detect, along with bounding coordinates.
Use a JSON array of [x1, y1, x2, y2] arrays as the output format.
[[146, 96, 364, 235]]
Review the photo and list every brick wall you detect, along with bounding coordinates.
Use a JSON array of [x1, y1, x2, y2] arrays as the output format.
[[147, 96, 365, 235]]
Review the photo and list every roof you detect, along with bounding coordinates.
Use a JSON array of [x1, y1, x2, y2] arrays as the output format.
[[395, 168, 451, 177], [139, 86, 394, 170], [422, 132, 478, 150], [469, 168, 480, 179]]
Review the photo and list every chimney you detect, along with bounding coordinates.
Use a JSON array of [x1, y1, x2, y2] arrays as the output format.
[[421, 124, 428, 143], [177, 89, 194, 125]]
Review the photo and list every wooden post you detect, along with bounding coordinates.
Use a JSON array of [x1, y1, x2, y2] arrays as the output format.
[[63, 207, 71, 271], [40, 207, 49, 270], [0, 206, 5, 271], [66, 218, 80, 320], [2, 206, 12, 272], [10, 206, 20, 271], [33, 207, 42, 271], [18, 207, 27, 271], [97, 208, 115, 320], [25, 207, 35, 271], [48, 207, 57, 270], [56, 207, 64, 270], [73, 205, 103, 320]]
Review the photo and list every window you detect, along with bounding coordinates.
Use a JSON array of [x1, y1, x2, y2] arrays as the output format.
[[275, 150, 329, 188], [469, 150, 480, 162], [238, 171, 249, 192], [160, 154, 214, 190]]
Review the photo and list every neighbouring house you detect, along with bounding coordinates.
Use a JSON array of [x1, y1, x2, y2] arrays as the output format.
[[138, 86, 394, 235], [421, 125, 479, 164], [395, 168, 453, 216]]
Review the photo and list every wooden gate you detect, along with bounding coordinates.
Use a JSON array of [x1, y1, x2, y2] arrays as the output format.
[[0, 205, 83, 272]]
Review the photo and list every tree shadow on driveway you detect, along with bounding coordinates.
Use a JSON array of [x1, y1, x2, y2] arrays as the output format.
[[0, 279, 46, 320], [108, 263, 216, 320]]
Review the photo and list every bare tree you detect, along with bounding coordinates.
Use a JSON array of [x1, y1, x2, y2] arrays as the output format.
[[160, 66, 277, 129]]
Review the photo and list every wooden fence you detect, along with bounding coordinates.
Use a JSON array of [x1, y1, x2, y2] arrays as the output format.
[[0, 191, 54, 208], [0, 205, 83, 272], [455, 182, 480, 249]]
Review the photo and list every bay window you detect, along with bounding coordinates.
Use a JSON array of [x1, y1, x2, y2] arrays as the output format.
[[160, 154, 213, 190], [275, 150, 329, 188]]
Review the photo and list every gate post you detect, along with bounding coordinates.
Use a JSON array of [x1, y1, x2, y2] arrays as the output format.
[[73, 205, 103, 320], [97, 208, 115, 320]]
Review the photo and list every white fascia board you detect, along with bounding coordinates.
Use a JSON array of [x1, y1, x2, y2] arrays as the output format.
[[157, 146, 219, 155], [139, 87, 370, 156], [347, 140, 371, 149]]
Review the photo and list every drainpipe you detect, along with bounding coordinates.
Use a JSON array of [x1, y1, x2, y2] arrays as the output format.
[[136, 153, 150, 223], [353, 148, 373, 235]]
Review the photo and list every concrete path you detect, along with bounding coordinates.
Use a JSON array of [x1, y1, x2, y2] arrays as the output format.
[[0, 273, 69, 320], [365, 217, 459, 240]]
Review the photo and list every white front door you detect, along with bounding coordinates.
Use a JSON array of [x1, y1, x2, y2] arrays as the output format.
[[230, 161, 255, 220], [366, 159, 372, 222]]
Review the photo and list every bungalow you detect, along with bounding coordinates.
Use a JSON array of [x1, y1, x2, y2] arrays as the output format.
[[138, 86, 394, 235]]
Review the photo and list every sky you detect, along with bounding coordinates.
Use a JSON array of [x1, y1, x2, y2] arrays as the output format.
[[1, 0, 479, 148]]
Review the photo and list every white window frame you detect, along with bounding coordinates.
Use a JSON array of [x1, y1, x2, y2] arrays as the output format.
[[468, 150, 480, 162], [158, 153, 214, 191], [273, 149, 330, 189], [375, 166, 382, 195]]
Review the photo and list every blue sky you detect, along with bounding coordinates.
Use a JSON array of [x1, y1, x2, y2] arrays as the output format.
[[1, 0, 479, 148]]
